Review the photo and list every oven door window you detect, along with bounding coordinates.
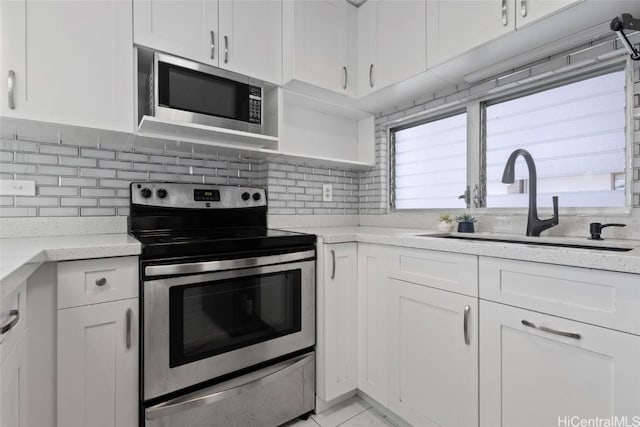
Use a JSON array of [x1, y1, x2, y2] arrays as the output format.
[[169, 270, 301, 368]]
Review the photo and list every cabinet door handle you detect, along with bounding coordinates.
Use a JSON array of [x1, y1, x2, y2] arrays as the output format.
[[369, 64, 374, 88], [330, 250, 336, 280], [8, 70, 15, 109], [210, 30, 215, 60], [501, 0, 508, 26], [463, 305, 471, 345], [521, 320, 581, 340], [224, 35, 229, 64], [342, 66, 348, 90], [126, 308, 133, 350], [520, 0, 527, 17], [95, 277, 107, 287], [0, 309, 19, 335]]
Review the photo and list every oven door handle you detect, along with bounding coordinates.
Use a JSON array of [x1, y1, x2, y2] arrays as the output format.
[[145, 352, 314, 420], [145, 249, 315, 277]]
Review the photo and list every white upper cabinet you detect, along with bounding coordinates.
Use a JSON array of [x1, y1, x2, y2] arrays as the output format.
[[218, 0, 282, 84], [283, 0, 353, 95], [426, 1, 515, 68], [515, 0, 581, 29], [0, 0, 134, 132], [134, 0, 219, 67], [134, 0, 282, 84], [358, 0, 426, 96]]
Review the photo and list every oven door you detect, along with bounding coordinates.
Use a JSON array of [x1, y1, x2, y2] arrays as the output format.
[[143, 252, 315, 401]]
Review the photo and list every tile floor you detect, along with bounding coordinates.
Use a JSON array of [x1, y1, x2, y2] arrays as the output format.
[[281, 396, 398, 427]]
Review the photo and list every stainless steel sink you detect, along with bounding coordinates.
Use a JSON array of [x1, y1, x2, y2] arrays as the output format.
[[417, 234, 634, 252]]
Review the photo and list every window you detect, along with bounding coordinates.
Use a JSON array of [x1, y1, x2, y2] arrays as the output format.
[[485, 71, 626, 208], [392, 112, 467, 209], [390, 68, 628, 210]]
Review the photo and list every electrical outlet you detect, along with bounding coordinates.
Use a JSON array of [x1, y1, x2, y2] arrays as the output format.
[[322, 184, 333, 202], [0, 179, 36, 196]]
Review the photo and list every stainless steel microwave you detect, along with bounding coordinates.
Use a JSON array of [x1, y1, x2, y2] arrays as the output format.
[[138, 50, 277, 137]]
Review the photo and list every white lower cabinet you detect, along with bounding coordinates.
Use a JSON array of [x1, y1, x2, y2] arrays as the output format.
[[480, 299, 640, 427], [388, 278, 478, 427], [356, 243, 391, 405], [317, 241, 358, 402], [57, 257, 139, 427], [1, 329, 27, 427]]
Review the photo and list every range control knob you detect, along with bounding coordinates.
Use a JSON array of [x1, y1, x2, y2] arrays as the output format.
[[241, 192, 251, 201], [157, 188, 168, 199], [252, 192, 261, 201], [141, 188, 152, 198]]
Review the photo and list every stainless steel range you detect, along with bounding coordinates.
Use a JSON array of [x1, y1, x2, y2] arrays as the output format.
[[129, 182, 316, 427]]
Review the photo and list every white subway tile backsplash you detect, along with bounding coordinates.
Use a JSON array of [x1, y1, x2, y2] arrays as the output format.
[[80, 148, 115, 159], [80, 207, 116, 216], [80, 168, 117, 178], [16, 196, 59, 206], [61, 197, 98, 207], [39, 144, 78, 156], [59, 156, 97, 167], [38, 165, 77, 176], [38, 207, 79, 217], [38, 186, 79, 196]]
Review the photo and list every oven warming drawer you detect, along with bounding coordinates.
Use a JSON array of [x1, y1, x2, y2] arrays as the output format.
[[145, 351, 315, 427]]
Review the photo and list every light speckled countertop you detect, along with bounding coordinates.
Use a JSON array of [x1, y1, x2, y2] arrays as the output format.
[[0, 233, 141, 288], [281, 226, 640, 275]]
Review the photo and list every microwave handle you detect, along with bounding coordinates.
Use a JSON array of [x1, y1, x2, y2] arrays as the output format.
[[224, 35, 229, 64], [210, 31, 215, 60]]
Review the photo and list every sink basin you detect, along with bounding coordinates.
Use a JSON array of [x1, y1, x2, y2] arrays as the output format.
[[417, 234, 634, 252]]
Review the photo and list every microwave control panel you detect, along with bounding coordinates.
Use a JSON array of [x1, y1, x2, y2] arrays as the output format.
[[248, 86, 262, 125]]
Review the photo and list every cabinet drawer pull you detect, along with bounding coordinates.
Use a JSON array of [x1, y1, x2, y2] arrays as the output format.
[[369, 64, 374, 88], [463, 305, 471, 345], [521, 320, 581, 340], [1, 309, 19, 335], [210, 30, 215, 60], [8, 70, 15, 109], [342, 66, 348, 90], [520, 0, 527, 17], [501, 0, 508, 26], [126, 308, 132, 350], [224, 35, 229, 64], [330, 250, 336, 280], [95, 277, 107, 287]]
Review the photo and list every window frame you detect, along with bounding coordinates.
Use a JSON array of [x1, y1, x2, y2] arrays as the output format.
[[389, 108, 469, 210], [388, 58, 633, 217]]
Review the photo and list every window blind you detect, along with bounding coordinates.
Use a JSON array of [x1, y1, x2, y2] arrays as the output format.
[[393, 112, 467, 209], [486, 70, 626, 208]]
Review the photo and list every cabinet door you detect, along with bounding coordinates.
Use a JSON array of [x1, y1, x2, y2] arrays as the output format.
[[426, 1, 514, 68], [0, 0, 134, 132], [480, 300, 640, 427], [218, 0, 281, 84], [357, 244, 390, 405], [388, 279, 478, 427], [319, 242, 357, 401], [58, 299, 138, 427], [289, 0, 350, 94], [515, 0, 581, 29], [134, 0, 219, 66], [360, 0, 426, 95], [0, 329, 27, 427]]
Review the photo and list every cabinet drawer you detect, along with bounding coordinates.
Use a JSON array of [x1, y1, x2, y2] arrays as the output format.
[[479, 257, 640, 335], [0, 281, 26, 356], [389, 248, 478, 297], [57, 256, 138, 309]]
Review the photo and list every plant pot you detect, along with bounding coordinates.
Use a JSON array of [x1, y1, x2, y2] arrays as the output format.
[[437, 221, 455, 232], [457, 222, 475, 233]]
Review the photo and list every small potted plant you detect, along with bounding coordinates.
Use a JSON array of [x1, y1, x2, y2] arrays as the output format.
[[437, 213, 455, 232], [455, 213, 477, 233]]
